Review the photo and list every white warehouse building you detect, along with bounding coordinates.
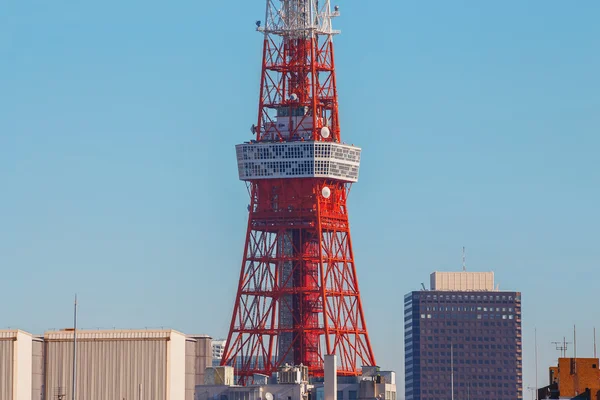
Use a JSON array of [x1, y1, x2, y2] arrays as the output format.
[[0, 329, 212, 400], [0, 330, 34, 400]]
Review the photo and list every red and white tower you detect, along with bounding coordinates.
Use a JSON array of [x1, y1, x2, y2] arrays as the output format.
[[222, 0, 376, 384]]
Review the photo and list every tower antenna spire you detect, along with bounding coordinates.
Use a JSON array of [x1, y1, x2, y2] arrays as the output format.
[[462, 246, 466, 271]]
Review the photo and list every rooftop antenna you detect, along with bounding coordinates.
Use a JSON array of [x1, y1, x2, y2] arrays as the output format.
[[574, 325, 579, 395], [421, 283, 427, 291], [535, 328, 539, 400], [594, 327, 597, 359], [451, 342, 454, 400], [72, 294, 78, 400], [552, 337, 572, 358], [462, 246, 466, 271]]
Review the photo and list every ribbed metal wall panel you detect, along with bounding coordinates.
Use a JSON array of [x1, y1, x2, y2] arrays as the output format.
[[45, 339, 167, 400], [32, 339, 44, 400], [45, 330, 173, 341], [0, 339, 14, 400], [185, 340, 196, 400], [185, 337, 212, 400]]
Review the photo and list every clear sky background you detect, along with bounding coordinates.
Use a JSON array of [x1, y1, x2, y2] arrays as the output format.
[[1, 0, 599, 396]]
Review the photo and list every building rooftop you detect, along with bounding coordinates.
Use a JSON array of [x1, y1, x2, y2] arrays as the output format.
[[430, 271, 496, 291], [44, 328, 187, 340]]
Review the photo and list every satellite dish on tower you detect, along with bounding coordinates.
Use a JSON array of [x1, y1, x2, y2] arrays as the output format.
[[320, 126, 331, 139], [322, 186, 331, 199], [265, 393, 274, 400], [290, 93, 299, 101]]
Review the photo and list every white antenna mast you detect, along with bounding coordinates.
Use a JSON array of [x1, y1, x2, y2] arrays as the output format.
[[72, 294, 78, 400], [594, 327, 597, 359], [462, 246, 466, 271], [451, 342, 454, 400], [535, 328, 538, 400]]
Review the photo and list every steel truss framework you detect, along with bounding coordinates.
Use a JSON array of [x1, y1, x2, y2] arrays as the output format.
[[257, 0, 340, 142], [222, 0, 376, 385]]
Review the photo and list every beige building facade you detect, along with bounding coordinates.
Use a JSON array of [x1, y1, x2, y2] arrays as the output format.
[[0, 329, 211, 400]]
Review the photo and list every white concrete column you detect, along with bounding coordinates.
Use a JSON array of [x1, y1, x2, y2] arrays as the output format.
[[324, 355, 337, 400], [14, 331, 33, 400]]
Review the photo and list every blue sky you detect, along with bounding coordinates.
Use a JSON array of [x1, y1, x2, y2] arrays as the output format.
[[1, 0, 599, 395]]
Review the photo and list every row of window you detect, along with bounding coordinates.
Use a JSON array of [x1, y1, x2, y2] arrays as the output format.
[[424, 306, 514, 312], [242, 144, 314, 160], [315, 144, 333, 158], [418, 352, 518, 360], [418, 342, 517, 350], [243, 161, 317, 177], [240, 143, 359, 162], [420, 365, 518, 372], [239, 161, 359, 181], [414, 293, 519, 302], [423, 368, 516, 376], [329, 146, 361, 162], [421, 326, 516, 333], [421, 381, 515, 387], [421, 389, 516, 396], [421, 313, 515, 320], [414, 335, 517, 343], [337, 391, 394, 400]]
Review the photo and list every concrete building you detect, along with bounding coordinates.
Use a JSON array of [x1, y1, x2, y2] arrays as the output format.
[[538, 357, 600, 399], [211, 339, 226, 367], [187, 335, 213, 400], [405, 271, 522, 400], [0, 330, 34, 400]]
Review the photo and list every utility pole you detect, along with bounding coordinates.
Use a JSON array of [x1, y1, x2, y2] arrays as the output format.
[[535, 328, 539, 400], [594, 327, 597, 359], [72, 295, 77, 400], [574, 325, 578, 395], [451, 342, 454, 400]]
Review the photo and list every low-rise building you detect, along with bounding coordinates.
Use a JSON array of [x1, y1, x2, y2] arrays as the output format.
[[196, 362, 396, 400], [0, 330, 34, 400], [1, 328, 212, 400], [538, 357, 600, 399]]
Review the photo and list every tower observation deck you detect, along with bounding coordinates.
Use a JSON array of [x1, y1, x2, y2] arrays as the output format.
[[222, 0, 376, 385]]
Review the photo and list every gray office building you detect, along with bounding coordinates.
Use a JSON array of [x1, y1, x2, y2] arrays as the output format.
[[405, 271, 522, 400]]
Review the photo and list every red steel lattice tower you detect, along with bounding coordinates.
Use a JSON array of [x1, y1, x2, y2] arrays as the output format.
[[222, 0, 376, 384]]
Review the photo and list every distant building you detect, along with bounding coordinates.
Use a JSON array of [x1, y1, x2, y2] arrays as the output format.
[[212, 339, 226, 366], [405, 271, 522, 400], [538, 357, 600, 399], [197, 361, 396, 400], [0, 330, 34, 400], [0, 328, 212, 400]]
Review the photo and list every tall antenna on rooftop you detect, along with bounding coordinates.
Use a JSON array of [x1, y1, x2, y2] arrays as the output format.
[[451, 342, 454, 400], [535, 328, 539, 400], [462, 247, 466, 271], [574, 325, 578, 395], [574, 325, 577, 359], [594, 327, 597, 359], [72, 294, 77, 400], [552, 337, 571, 358]]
